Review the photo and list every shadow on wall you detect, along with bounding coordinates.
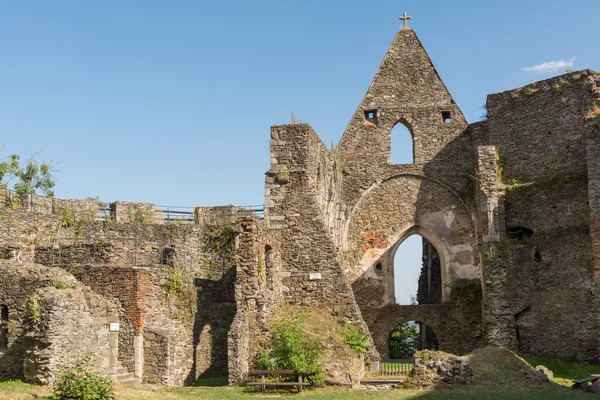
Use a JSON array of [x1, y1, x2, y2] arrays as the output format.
[[186, 267, 236, 384], [0, 331, 27, 379]]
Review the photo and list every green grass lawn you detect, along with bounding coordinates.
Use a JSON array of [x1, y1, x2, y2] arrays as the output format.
[[521, 353, 600, 386], [1, 382, 592, 400], [2, 348, 599, 399]]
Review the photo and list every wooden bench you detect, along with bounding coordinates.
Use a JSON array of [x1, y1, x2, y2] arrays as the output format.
[[572, 375, 600, 390], [247, 369, 311, 392]]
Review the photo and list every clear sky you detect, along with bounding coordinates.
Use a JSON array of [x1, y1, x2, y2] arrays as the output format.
[[1, 1, 598, 299]]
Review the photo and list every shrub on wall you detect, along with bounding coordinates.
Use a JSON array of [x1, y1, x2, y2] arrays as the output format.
[[446, 279, 482, 305], [24, 295, 41, 326], [343, 323, 370, 355]]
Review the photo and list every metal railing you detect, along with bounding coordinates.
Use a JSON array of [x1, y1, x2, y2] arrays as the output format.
[[93, 203, 264, 224], [156, 205, 196, 224], [1, 188, 265, 223], [373, 359, 414, 376]]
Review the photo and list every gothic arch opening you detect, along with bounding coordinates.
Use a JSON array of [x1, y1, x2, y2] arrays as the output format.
[[389, 320, 439, 359], [390, 121, 414, 164], [393, 234, 442, 305]]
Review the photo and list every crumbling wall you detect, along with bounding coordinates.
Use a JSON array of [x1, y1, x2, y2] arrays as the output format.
[[0, 263, 118, 384], [63, 267, 151, 378], [482, 70, 600, 361], [0, 203, 243, 385], [228, 217, 283, 383], [313, 27, 484, 357], [0, 189, 99, 219], [264, 124, 365, 320]]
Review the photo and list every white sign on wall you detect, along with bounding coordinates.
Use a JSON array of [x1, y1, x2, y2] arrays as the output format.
[[309, 272, 322, 280], [109, 323, 120, 332]]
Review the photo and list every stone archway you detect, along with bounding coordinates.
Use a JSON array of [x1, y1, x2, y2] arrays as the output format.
[[388, 226, 451, 304], [388, 320, 439, 360], [341, 174, 484, 358], [344, 174, 480, 309], [362, 304, 481, 359]]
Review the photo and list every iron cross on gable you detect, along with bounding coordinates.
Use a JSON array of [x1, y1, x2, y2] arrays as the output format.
[[400, 12, 411, 29]]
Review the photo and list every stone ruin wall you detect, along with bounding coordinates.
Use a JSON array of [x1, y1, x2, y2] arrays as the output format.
[[272, 28, 485, 357], [264, 123, 366, 321], [480, 70, 600, 362], [334, 28, 480, 307], [2, 26, 600, 390], [262, 27, 600, 365], [228, 218, 285, 383], [0, 263, 119, 385], [0, 197, 284, 385]]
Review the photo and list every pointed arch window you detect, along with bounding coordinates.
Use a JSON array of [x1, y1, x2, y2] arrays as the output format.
[[390, 120, 414, 164]]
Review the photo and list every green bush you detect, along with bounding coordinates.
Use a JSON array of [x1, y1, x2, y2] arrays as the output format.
[[256, 313, 325, 385], [343, 323, 370, 355], [53, 363, 114, 400], [60, 206, 77, 228], [446, 279, 482, 304], [25, 295, 41, 326]]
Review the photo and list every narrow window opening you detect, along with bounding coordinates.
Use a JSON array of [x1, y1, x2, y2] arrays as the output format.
[[390, 121, 414, 164], [364, 109, 377, 124], [0, 304, 8, 351], [441, 111, 452, 124], [506, 226, 534, 240], [534, 248, 541, 263]]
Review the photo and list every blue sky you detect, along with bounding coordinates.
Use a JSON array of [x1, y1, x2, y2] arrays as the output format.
[[1, 1, 598, 302], [1, 0, 598, 205]]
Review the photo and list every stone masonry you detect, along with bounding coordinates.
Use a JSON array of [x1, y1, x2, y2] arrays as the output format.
[[264, 23, 600, 365], [1, 19, 600, 388]]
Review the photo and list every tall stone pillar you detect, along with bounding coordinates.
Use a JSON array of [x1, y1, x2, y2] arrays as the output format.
[[134, 335, 144, 378], [108, 321, 119, 376]]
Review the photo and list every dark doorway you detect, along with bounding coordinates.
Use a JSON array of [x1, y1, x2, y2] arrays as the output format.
[[0, 305, 8, 351]]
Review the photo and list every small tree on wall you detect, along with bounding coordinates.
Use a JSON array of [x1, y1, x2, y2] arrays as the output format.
[[0, 150, 57, 204]]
